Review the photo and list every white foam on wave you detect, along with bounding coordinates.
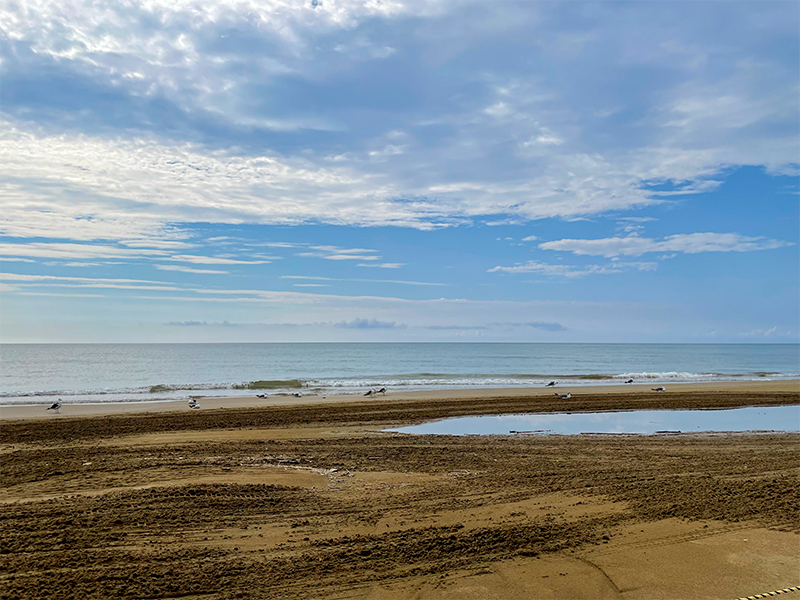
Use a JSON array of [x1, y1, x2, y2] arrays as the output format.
[[3, 371, 797, 406]]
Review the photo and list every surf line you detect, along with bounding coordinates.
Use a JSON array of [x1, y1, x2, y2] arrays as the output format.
[[737, 585, 800, 600]]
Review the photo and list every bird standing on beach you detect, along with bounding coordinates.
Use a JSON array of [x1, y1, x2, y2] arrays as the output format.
[[377, 387, 387, 395], [625, 379, 634, 384], [554, 393, 571, 399], [364, 389, 373, 397], [652, 387, 666, 392], [188, 398, 200, 409], [46, 399, 62, 413], [546, 381, 556, 387]]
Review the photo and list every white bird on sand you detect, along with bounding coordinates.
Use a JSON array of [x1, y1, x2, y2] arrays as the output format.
[[188, 398, 200, 409], [554, 392, 571, 399], [364, 389, 374, 397], [46, 399, 63, 412], [652, 387, 666, 392], [377, 387, 387, 395], [625, 379, 634, 384]]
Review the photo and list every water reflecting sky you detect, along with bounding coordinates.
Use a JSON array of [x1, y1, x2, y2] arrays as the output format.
[[390, 406, 800, 436]]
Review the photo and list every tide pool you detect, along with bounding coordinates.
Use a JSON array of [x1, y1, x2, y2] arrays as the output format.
[[389, 406, 800, 436]]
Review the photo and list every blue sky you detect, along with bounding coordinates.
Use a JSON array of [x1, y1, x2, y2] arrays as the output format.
[[0, 0, 797, 343]]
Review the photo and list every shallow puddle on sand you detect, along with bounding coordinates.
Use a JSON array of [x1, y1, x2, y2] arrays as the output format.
[[389, 406, 800, 436]]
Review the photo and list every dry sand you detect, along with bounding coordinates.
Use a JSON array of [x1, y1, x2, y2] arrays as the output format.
[[1, 382, 798, 599]]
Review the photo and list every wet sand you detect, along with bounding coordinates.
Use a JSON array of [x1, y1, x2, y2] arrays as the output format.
[[1, 383, 798, 599], [2, 378, 797, 420]]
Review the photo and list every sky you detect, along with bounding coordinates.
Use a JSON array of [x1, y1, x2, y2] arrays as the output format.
[[0, 0, 798, 343]]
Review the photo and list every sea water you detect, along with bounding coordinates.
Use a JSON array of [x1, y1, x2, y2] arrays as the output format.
[[0, 343, 797, 406]]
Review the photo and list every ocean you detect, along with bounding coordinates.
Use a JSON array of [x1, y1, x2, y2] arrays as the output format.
[[0, 343, 797, 406]]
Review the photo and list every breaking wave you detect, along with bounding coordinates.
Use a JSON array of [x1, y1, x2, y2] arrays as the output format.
[[1, 371, 796, 406]]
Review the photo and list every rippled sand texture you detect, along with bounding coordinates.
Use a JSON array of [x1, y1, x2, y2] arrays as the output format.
[[1, 386, 799, 599]]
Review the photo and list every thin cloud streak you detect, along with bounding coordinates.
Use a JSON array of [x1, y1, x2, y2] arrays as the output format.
[[281, 275, 444, 286], [539, 233, 794, 258], [488, 260, 657, 278]]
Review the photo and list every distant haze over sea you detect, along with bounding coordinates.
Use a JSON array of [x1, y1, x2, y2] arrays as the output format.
[[1, 343, 797, 406]]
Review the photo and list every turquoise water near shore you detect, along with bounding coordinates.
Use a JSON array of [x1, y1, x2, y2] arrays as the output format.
[[1, 343, 797, 406]]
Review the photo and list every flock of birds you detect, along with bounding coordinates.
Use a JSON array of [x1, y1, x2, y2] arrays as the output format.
[[545, 379, 667, 399], [44, 380, 670, 414], [179, 388, 387, 411]]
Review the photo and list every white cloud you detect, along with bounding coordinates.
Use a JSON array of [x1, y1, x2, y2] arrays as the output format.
[[0, 1, 796, 274], [742, 325, 779, 338], [167, 255, 270, 265], [48, 262, 105, 268], [334, 318, 405, 329], [0, 0, 417, 131], [487, 260, 656, 278], [121, 239, 196, 250], [0, 272, 187, 291], [296, 245, 385, 262], [0, 241, 272, 266], [325, 254, 380, 261], [0, 242, 167, 261], [281, 275, 443, 286], [368, 145, 406, 159], [357, 263, 405, 268], [539, 232, 794, 258], [521, 133, 563, 147], [155, 265, 228, 274]]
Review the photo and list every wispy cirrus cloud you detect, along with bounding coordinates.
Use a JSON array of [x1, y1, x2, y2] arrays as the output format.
[[357, 263, 405, 269], [539, 233, 794, 258], [0, 272, 187, 291], [281, 275, 443, 286], [0, 242, 167, 261], [0, 242, 271, 266], [166, 255, 271, 265], [155, 265, 228, 275], [297, 245, 383, 261], [488, 260, 657, 278]]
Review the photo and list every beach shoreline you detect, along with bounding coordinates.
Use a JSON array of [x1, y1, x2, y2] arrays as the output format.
[[2, 378, 797, 421], [2, 383, 798, 599]]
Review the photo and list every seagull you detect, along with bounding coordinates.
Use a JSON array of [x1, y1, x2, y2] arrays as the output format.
[[256, 394, 267, 399], [546, 381, 556, 387], [292, 392, 302, 398], [364, 389, 374, 397], [46, 399, 63, 412], [554, 392, 571, 399], [625, 379, 634, 384], [652, 387, 666, 392], [188, 398, 200, 409], [377, 387, 387, 395]]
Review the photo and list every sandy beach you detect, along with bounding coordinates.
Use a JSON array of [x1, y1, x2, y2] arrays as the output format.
[[1, 381, 798, 599], [2, 378, 798, 420]]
